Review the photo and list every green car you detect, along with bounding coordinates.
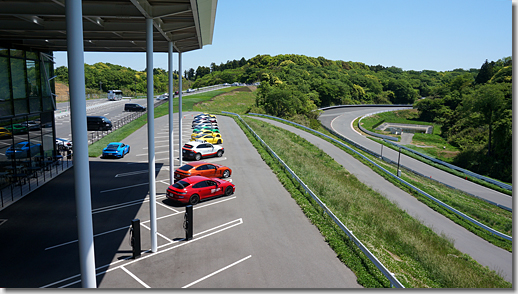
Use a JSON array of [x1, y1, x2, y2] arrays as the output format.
[[6, 123, 28, 134], [192, 126, 220, 133]]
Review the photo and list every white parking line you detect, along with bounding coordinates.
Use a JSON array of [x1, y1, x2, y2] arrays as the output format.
[[182, 255, 252, 288], [121, 266, 151, 288], [42, 218, 243, 288]]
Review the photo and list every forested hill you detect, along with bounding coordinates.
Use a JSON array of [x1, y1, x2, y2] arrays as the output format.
[[54, 54, 512, 182], [193, 54, 512, 183]]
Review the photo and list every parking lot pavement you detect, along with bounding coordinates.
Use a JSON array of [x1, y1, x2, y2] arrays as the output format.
[[0, 112, 361, 289]]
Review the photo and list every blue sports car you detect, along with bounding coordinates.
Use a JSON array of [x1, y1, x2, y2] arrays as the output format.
[[102, 142, 130, 158], [5, 141, 41, 159]]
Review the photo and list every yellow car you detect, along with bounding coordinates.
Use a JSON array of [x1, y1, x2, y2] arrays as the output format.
[[190, 132, 223, 144], [0, 127, 12, 139], [191, 130, 219, 140]]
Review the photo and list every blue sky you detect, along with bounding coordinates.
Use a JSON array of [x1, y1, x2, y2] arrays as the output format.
[[53, 0, 513, 73]]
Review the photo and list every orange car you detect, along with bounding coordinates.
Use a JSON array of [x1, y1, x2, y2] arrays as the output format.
[[174, 161, 232, 181]]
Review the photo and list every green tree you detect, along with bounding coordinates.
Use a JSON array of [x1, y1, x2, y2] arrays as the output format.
[[474, 59, 494, 84]]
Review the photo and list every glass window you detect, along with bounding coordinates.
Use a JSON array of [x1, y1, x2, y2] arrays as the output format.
[[29, 97, 42, 113], [26, 60, 40, 97], [26, 51, 38, 60], [0, 56, 12, 116], [196, 165, 208, 171], [9, 49, 24, 58], [0, 118, 13, 189], [0, 47, 8, 56], [11, 58, 28, 115]]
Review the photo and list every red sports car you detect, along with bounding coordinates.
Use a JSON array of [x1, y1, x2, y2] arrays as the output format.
[[166, 175, 235, 205]]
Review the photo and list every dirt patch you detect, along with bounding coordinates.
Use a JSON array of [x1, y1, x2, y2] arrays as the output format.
[[55, 82, 69, 102]]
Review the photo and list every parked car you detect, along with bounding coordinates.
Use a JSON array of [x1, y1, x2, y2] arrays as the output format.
[[124, 103, 146, 112], [87, 116, 112, 131], [56, 138, 73, 151], [5, 141, 41, 159], [186, 88, 195, 93], [182, 140, 224, 161], [191, 130, 220, 140], [21, 120, 41, 131], [192, 126, 220, 133], [192, 122, 218, 129], [174, 161, 232, 181], [166, 175, 235, 205], [0, 127, 12, 139], [190, 133, 223, 144], [102, 142, 130, 158], [6, 123, 28, 134]]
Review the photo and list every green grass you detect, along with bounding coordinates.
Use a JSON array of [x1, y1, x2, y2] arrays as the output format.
[[238, 116, 510, 288], [193, 86, 257, 114], [254, 114, 512, 251]]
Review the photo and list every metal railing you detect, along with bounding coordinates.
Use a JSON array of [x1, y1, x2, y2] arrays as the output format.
[[223, 111, 405, 288], [246, 113, 512, 242]]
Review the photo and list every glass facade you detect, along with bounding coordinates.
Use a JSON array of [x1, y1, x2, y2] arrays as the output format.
[[0, 47, 56, 190]]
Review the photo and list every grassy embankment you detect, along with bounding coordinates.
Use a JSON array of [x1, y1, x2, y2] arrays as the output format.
[[189, 87, 512, 251], [356, 110, 512, 196], [87, 87, 239, 157], [234, 116, 510, 288]]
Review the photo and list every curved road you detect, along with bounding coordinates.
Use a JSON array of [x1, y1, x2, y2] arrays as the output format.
[[249, 114, 512, 283], [319, 107, 512, 209]]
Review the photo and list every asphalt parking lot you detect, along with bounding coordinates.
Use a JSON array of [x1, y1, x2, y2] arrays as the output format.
[[0, 112, 361, 288]]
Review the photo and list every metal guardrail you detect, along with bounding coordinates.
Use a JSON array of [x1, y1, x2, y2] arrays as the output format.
[[357, 108, 414, 142], [382, 139, 512, 192], [246, 113, 512, 242], [223, 111, 405, 288]]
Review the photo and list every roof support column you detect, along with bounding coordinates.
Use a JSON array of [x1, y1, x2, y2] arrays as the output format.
[[146, 17, 157, 253], [168, 42, 174, 183], [178, 52, 183, 167], [65, 0, 96, 288]]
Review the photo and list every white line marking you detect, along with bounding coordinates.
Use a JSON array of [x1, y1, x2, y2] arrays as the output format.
[[121, 266, 151, 288], [43, 218, 243, 288], [136, 150, 171, 156], [182, 255, 252, 288]]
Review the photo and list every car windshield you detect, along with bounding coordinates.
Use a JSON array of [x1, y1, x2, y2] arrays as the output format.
[[178, 165, 193, 171], [106, 144, 119, 150], [172, 180, 190, 189], [13, 142, 27, 150]]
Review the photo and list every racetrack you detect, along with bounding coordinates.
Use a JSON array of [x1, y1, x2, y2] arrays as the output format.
[[248, 114, 512, 283]]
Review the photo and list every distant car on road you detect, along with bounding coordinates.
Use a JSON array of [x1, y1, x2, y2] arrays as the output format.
[[182, 140, 224, 161], [174, 161, 232, 181], [102, 142, 130, 158], [5, 141, 41, 159], [166, 175, 235, 205], [186, 88, 195, 93]]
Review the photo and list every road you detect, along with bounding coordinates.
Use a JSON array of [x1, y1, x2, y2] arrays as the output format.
[[318, 107, 512, 209], [0, 110, 361, 288], [249, 114, 512, 283]]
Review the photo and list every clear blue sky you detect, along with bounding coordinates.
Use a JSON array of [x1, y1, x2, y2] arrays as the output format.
[[53, 0, 513, 73]]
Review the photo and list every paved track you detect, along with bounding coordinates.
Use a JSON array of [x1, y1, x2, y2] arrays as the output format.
[[0, 111, 361, 288], [318, 107, 512, 209], [249, 115, 512, 283]]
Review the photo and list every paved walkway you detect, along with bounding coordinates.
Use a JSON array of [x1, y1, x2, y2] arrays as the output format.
[[399, 133, 414, 145]]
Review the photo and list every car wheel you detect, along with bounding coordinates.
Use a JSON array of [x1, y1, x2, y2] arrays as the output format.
[[217, 150, 223, 157], [217, 139, 222, 144], [127, 146, 130, 154], [223, 170, 230, 178], [195, 153, 202, 161], [189, 194, 200, 205], [224, 186, 233, 196]]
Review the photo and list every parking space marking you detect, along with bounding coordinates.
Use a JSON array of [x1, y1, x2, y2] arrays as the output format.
[[45, 196, 236, 251], [140, 223, 174, 244], [136, 150, 171, 156], [43, 218, 243, 288], [182, 255, 252, 288], [115, 168, 162, 177], [156, 201, 179, 212], [121, 266, 151, 288]]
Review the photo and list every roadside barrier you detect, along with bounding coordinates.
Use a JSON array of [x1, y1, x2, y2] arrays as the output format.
[[223, 111, 405, 288], [246, 113, 512, 242]]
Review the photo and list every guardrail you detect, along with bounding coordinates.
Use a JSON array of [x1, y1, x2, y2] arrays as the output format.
[[246, 113, 512, 242], [319, 104, 413, 111], [382, 139, 512, 192], [223, 111, 405, 288], [357, 108, 413, 142]]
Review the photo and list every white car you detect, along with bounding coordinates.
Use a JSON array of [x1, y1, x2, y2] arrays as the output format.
[[56, 138, 73, 151], [186, 88, 196, 93], [182, 140, 224, 161]]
